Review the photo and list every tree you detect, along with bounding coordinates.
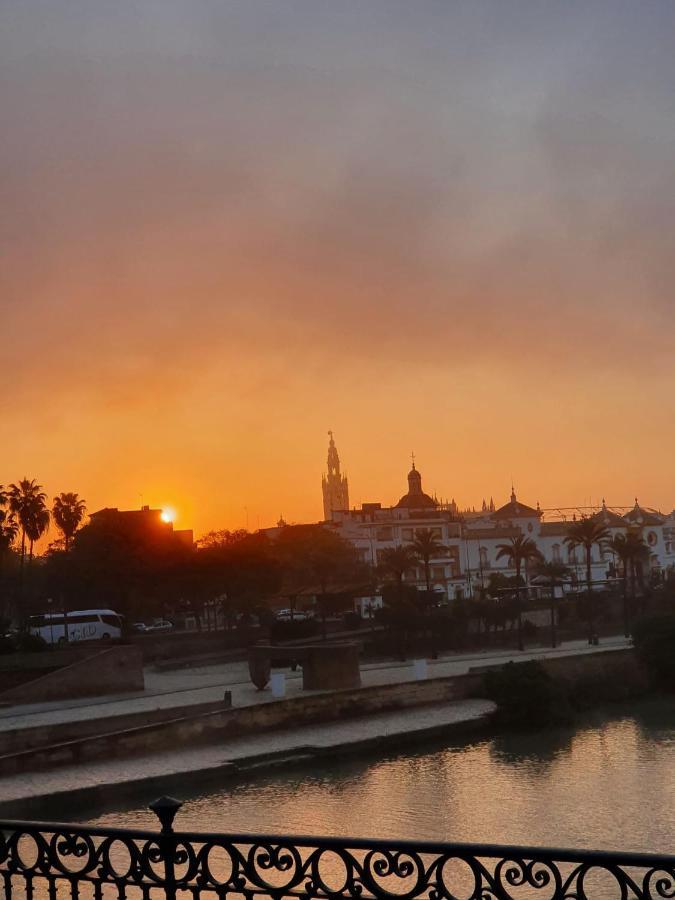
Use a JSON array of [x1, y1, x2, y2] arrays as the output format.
[[411, 528, 445, 593], [564, 518, 610, 644], [25, 501, 50, 563], [196, 529, 249, 549], [52, 493, 87, 552], [274, 525, 368, 634], [608, 532, 649, 636], [0, 487, 19, 620], [495, 535, 541, 651], [377, 546, 420, 660], [0, 486, 18, 555], [8, 479, 47, 572], [534, 560, 570, 648], [197, 531, 280, 627], [377, 545, 418, 590]]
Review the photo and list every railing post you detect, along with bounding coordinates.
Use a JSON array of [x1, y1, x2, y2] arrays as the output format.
[[149, 796, 183, 900]]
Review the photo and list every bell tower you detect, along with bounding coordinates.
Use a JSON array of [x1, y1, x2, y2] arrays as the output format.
[[322, 431, 349, 520]]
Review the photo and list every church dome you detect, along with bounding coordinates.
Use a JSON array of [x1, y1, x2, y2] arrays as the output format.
[[395, 462, 437, 510]]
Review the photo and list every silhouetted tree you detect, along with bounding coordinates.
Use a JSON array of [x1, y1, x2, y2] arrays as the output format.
[[534, 560, 570, 648], [52, 493, 87, 552], [0, 487, 19, 621], [608, 532, 649, 636], [274, 524, 368, 636], [495, 535, 541, 651], [377, 545, 418, 590], [8, 479, 47, 573], [411, 528, 445, 593], [565, 518, 610, 643]]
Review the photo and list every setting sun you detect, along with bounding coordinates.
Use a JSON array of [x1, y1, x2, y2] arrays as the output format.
[[160, 508, 176, 524]]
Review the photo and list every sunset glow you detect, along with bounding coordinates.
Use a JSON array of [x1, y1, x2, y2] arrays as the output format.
[[3, 2, 675, 539]]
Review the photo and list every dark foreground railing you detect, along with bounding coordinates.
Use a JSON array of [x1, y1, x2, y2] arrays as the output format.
[[1, 797, 673, 900]]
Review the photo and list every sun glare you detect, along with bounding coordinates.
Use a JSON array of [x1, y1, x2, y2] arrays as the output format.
[[160, 507, 176, 524]]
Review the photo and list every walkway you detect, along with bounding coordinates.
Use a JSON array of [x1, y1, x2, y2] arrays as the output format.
[[0, 699, 495, 806], [0, 636, 629, 733]]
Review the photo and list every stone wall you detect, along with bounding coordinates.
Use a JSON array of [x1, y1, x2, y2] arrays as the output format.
[[0, 645, 145, 705], [0, 647, 645, 775]]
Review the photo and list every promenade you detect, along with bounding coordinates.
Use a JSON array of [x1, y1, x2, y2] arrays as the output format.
[[0, 636, 630, 810], [0, 635, 629, 734]]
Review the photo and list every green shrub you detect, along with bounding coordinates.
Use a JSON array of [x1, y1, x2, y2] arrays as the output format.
[[632, 615, 675, 689], [484, 660, 574, 729]]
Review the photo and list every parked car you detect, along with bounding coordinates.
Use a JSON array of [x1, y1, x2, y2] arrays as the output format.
[[144, 619, 174, 633], [274, 609, 311, 622], [131, 622, 148, 633]]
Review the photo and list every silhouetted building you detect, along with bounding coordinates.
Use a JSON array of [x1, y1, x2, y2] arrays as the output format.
[[322, 431, 349, 520], [88, 505, 194, 548], [395, 460, 437, 511]]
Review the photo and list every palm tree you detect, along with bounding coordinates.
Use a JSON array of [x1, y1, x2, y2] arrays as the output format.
[[534, 560, 570, 648], [608, 532, 649, 636], [8, 479, 47, 573], [377, 545, 418, 589], [495, 535, 541, 651], [564, 517, 610, 644], [25, 498, 50, 563], [411, 528, 445, 593], [0, 486, 17, 548], [0, 487, 18, 617], [52, 493, 87, 552], [411, 528, 446, 659], [377, 545, 418, 662]]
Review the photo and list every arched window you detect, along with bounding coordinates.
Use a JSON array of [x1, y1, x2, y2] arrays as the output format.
[[552, 544, 561, 563], [567, 545, 577, 564], [479, 547, 488, 569]]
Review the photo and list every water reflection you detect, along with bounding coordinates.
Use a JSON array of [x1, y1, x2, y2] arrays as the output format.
[[83, 700, 675, 854]]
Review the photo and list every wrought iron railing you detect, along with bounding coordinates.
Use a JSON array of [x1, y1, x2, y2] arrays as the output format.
[[1, 796, 673, 900]]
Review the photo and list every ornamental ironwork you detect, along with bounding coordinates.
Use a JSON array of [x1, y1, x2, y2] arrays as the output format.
[[0, 796, 673, 900]]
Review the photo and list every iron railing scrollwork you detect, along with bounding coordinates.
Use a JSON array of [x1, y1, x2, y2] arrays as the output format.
[[0, 797, 673, 899]]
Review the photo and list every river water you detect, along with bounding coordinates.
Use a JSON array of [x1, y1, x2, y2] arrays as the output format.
[[86, 699, 675, 854]]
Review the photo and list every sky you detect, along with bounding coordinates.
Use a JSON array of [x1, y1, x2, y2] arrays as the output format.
[[2, 1, 675, 537]]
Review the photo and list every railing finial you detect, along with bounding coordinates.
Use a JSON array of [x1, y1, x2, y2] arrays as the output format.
[[149, 796, 183, 833]]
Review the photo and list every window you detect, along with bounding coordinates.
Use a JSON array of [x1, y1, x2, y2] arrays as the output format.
[[401, 528, 414, 541], [376, 527, 393, 541], [552, 544, 561, 563], [568, 546, 577, 564], [71, 614, 99, 624], [101, 614, 122, 628], [432, 566, 445, 581], [479, 547, 488, 569]]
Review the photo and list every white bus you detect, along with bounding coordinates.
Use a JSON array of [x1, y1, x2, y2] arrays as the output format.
[[28, 609, 124, 645]]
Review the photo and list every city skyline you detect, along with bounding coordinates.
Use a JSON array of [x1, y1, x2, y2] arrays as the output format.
[[4, 2, 675, 536], [7, 430, 671, 543]]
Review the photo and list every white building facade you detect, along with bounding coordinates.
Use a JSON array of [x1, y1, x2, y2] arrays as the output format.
[[326, 465, 675, 601]]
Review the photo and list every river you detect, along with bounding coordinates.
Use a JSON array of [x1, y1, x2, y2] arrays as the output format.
[[83, 698, 675, 853]]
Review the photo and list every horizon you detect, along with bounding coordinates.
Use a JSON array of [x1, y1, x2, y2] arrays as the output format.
[[4, 1, 675, 536]]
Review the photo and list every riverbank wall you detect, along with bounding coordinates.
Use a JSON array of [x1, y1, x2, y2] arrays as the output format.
[[0, 646, 643, 776], [0, 646, 144, 705]]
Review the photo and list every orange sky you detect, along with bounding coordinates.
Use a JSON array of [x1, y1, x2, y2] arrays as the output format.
[[3, 2, 675, 539]]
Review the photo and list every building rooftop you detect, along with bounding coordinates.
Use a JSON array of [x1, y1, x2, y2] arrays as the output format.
[[492, 490, 541, 521]]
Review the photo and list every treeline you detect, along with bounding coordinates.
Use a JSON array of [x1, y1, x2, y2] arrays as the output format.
[[0, 481, 372, 626]]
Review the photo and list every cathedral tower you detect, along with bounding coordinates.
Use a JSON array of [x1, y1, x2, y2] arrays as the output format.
[[322, 431, 349, 520]]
